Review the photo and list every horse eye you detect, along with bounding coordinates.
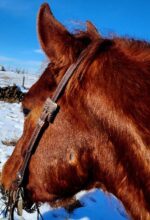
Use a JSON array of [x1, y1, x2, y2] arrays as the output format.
[[22, 108, 31, 117]]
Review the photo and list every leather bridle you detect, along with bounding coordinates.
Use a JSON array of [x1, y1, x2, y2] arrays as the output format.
[[5, 44, 92, 220]]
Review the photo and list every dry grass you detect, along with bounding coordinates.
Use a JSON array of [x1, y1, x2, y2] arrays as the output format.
[[1, 139, 17, 146]]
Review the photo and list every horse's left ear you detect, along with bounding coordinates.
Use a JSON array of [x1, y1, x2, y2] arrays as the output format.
[[86, 21, 100, 40], [37, 3, 75, 64]]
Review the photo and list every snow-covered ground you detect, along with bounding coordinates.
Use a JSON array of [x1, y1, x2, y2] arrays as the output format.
[[0, 71, 129, 220], [0, 70, 39, 88]]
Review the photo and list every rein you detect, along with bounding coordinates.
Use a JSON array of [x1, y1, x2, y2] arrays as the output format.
[[5, 45, 90, 220]]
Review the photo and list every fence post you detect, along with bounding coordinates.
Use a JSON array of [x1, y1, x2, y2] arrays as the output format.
[[22, 76, 25, 88]]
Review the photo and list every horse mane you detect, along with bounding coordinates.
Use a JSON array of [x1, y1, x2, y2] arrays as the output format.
[[115, 37, 150, 62], [64, 33, 150, 135]]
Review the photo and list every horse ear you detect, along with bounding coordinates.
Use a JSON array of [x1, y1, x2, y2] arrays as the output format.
[[37, 3, 74, 63], [86, 21, 100, 40]]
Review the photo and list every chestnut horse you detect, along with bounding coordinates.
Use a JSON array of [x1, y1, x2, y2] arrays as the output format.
[[1, 3, 150, 220]]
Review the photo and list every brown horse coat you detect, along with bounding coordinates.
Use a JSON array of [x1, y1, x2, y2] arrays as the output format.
[[1, 3, 150, 220]]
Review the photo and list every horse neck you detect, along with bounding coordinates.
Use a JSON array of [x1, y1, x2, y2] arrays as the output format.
[[76, 88, 150, 219]]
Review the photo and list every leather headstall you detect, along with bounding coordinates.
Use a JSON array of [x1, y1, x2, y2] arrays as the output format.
[[5, 43, 92, 220]]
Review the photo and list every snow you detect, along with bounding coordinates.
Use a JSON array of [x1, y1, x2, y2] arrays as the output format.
[[0, 71, 129, 220], [0, 101, 24, 171], [0, 71, 39, 89]]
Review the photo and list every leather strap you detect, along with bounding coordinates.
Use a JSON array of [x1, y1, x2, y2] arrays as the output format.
[[52, 47, 88, 102], [16, 45, 89, 187], [7, 44, 91, 216], [6, 42, 93, 220]]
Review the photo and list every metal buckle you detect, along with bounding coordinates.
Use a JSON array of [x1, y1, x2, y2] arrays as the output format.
[[43, 98, 58, 122]]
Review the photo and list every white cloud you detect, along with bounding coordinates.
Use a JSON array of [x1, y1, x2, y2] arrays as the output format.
[[65, 20, 86, 32], [0, 55, 41, 66], [0, 55, 16, 62], [0, 1, 31, 14], [34, 49, 44, 55], [0, 55, 42, 73]]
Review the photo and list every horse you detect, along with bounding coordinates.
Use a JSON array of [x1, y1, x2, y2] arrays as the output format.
[[1, 3, 150, 220]]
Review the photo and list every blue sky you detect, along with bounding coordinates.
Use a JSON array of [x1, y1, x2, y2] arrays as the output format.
[[0, 0, 150, 74]]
